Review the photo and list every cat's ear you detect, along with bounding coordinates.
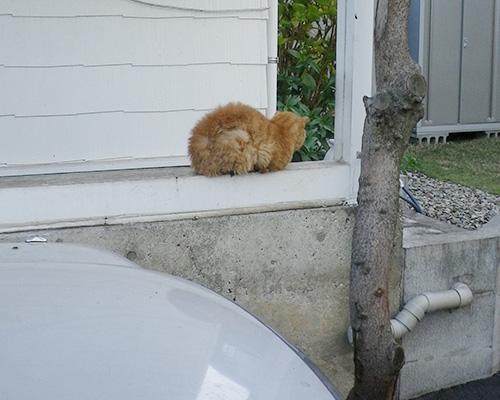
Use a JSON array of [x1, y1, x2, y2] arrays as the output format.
[[301, 116, 309, 126]]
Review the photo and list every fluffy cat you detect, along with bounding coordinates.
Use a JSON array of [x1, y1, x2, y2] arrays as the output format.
[[188, 103, 307, 176]]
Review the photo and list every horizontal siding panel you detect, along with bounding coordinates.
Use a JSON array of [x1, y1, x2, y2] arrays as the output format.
[[0, 0, 269, 19], [0, 108, 267, 167], [0, 15, 267, 67], [0, 64, 267, 117], [1, 111, 199, 165]]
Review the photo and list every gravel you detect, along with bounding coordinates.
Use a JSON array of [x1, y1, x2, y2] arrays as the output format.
[[403, 172, 500, 230]]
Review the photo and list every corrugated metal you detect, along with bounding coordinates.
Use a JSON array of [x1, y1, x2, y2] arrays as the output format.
[[0, 0, 269, 174]]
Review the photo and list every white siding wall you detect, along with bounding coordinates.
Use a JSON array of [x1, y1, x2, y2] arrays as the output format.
[[0, 0, 269, 174]]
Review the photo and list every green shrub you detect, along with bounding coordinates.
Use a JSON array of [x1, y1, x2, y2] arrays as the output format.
[[401, 153, 421, 174], [277, 0, 337, 161]]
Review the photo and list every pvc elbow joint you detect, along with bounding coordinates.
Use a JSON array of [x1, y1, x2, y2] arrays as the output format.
[[390, 283, 473, 340], [348, 283, 473, 345]]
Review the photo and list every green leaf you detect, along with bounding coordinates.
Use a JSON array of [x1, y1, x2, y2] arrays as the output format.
[[292, 3, 307, 14], [301, 72, 316, 91], [307, 5, 320, 21], [308, 59, 321, 74], [287, 49, 301, 59], [278, 37, 288, 46], [316, 0, 330, 6], [304, 133, 317, 148]]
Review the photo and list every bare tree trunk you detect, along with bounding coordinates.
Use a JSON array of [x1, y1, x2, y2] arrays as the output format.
[[347, 1, 426, 399]]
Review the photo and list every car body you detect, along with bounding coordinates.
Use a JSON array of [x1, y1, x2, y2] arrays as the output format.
[[1, 242, 344, 399]]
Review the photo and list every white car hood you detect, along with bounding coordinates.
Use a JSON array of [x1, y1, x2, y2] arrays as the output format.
[[1, 243, 342, 400]]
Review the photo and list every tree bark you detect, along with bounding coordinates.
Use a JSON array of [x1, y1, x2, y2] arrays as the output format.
[[347, 1, 426, 399]]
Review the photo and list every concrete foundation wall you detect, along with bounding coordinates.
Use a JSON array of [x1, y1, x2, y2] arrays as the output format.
[[400, 212, 500, 399]]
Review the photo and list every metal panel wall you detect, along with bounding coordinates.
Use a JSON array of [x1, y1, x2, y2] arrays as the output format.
[[460, 0, 496, 124], [493, 0, 500, 121], [422, 0, 462, 126], [415, 0, 500, 139], [0, 0, 269, 174]]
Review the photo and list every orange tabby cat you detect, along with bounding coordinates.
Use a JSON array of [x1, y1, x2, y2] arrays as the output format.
[[188, 103, 307, 176]]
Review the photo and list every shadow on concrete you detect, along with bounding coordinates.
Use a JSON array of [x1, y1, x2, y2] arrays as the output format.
[[411, 372, 500, 400]]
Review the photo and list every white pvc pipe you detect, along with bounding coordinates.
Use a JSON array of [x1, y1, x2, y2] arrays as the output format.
[[347, 283, 474, 345], [391, 283, 474, 340], [266, 0, 278, 118]]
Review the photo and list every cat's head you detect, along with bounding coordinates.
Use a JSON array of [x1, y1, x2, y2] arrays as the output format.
[[271, 111, 308, 151]]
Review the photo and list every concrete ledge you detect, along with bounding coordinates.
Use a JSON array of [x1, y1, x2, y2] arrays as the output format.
[[0, 162, 352, 231], [403, 209, 500, 246]]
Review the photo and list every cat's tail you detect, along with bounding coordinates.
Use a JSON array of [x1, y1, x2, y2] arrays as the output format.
[[188, 128, 255, 176]]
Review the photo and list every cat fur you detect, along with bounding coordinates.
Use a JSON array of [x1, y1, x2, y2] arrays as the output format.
[[188, 103, 307, 176]]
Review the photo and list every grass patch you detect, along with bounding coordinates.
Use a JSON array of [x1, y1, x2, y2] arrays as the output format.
[[403, 135, 500, 195]]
